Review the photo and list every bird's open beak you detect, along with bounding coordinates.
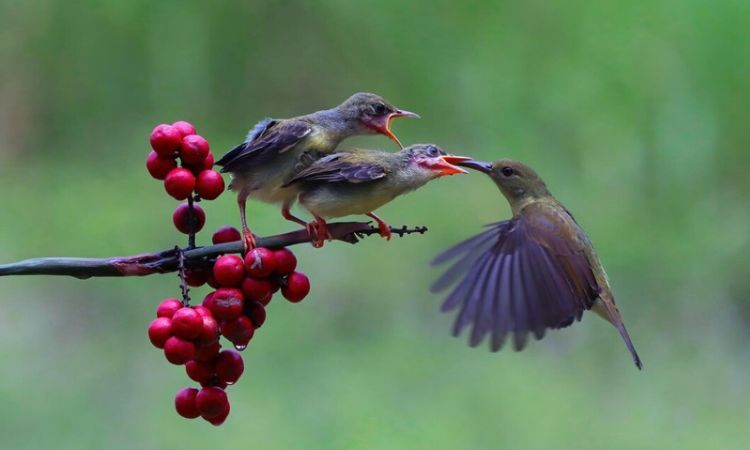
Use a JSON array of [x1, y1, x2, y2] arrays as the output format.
[[455, 159, 493, 174], [432, 155, 471, 176], [371, 109, 420, 149]]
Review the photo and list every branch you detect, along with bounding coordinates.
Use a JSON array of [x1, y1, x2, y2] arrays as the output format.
[[0, 222, 428, 279]]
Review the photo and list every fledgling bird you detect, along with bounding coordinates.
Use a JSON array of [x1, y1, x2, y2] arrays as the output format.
[[432, 159, 642, 369], [216, 92, 419, 249], [284, 144, 470, 247]]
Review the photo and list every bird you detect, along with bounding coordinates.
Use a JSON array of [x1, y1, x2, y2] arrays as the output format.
[[283, 144, 470, 247], [431, 159, 642, 369], [216, 92, 420, 250]]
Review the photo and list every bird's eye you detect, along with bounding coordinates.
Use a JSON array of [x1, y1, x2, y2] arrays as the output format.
[[372, 103, 387, 115], [501, 166, 514, 177], [427, 146, 439, 157]]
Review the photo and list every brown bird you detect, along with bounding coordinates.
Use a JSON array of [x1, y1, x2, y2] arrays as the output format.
[[216, 92, 419, 250], [432, 159, 642, 369], [284, 144, 470, 247]]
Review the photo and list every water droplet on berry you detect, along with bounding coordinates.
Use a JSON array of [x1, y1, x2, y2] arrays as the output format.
[[234, 343, 247, 351]]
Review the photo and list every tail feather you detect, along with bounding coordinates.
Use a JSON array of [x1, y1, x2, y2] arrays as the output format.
[[594, 298, 643, 370]]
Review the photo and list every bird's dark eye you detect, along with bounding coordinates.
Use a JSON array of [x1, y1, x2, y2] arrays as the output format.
[[501, 166, 514, 177], [427, 146, 439, 157], [372, 103, 387, 115]]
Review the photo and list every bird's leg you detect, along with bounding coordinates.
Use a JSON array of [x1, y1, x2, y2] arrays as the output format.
[[306, 215, 332, 248], [237, 189, 255, 252], [281, 201, 308, 227], [366, 212, 392, 240]]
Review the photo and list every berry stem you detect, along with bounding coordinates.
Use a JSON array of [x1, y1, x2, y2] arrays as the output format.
[[186, 195, 197, 249], [177, 246, 191, 307]]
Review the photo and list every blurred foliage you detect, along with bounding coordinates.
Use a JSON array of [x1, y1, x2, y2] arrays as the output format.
[[1, 0, 749, 449]]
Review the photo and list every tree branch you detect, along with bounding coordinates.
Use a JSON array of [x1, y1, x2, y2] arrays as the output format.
[[0, 222, 428, 279]]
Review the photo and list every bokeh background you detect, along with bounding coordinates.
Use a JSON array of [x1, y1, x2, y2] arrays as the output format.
[[1, 1, 749, 449]]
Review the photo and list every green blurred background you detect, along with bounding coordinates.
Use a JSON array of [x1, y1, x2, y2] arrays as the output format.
[[1, 0, 749, 448]]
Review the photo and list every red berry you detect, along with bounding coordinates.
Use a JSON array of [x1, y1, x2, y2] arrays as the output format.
[[270, 278, 281, 294], [175, 387, 200, 419], [272, 248, 297, 275], [282, 271, 310, 303], [164, 168, 196, 200], [156, 298, 182, 318], [171, 307, 203, 340], [186, 359, 216, 384], [196, 313, 219, 344], [194, 341, 221, 362], [205, 407, 230, 426], [212, 226, 241, 245], [207, 288, 244, 320], [147, 317, 172, 349], [196, 170, 225, 200], [213, 254, 245, 287], [202, 152, 214, 170], [150, 124, 182, 156], [216, 350, 244, 384], [244, 247, 276, 278], [201, 292, 215, 308], [173, 203, 205, 234], [172, 120, 196, 137], [180, 134, 210, 165], [206, 272, 221, 288], [196, 387, 229, 419], [241, 277, 273, 304], [163, 336, 196, 365], [146, 151, 177, 180], [184, 269, 207, 287], [220, 316, 254, 346], [193, 305, 211, 317], [244, 300, 266, 328]]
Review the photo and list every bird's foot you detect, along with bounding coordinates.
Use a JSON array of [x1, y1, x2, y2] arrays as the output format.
[[367, 212, 392, 241], [242, 228, 256, 253], [307, 216, 332, 248], [305, 222, 324, 248]]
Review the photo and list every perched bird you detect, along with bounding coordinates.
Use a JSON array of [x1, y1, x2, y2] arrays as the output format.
[[432, 159, 642, 369], [217, 92, 419, 249], [284, 144, 470, 247]]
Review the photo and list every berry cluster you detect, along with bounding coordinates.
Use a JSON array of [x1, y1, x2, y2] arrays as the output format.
[[146, 237, 310, 425], [144, 121, 311, 426], [147, 121, 224, 235]]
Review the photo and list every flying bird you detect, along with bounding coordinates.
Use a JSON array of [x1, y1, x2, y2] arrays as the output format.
[[216, 92, 419, 249], [432, 159, 642, 369], [284, 144, 469, 247]]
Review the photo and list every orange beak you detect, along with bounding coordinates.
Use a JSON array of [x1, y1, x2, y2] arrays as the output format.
[[372, 109, 420, 149], [432, 155, 471, 176]]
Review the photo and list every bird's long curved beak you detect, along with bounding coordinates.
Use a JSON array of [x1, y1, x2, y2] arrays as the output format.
[[433, 155, 471, 176], [378, 109, 420, 149], [455, 159, 493, 174]]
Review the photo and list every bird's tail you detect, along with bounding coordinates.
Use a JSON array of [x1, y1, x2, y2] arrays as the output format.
[[593, 297, 643, 370]]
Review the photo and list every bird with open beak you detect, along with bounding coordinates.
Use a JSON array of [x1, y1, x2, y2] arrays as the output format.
[[284, 144, 470, 247], [432, 159, 642, 369], [216, 92, 419, 250]]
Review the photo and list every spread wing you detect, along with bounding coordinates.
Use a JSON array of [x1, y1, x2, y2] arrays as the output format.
[[284, 153, 389, 186], [217, 118, 312, 172], [431, 205, 600, 352]]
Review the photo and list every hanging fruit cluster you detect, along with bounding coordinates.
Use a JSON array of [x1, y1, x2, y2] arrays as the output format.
[[144, 122, 310, 426]]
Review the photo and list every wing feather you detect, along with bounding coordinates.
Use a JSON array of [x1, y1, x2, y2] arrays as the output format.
[[217, 119, 312, 172], [284, 153, 388, 186], [433, 206, 600, 351]]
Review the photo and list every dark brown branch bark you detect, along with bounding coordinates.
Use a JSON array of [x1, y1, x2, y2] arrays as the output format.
[[0, 222, 428, 279]]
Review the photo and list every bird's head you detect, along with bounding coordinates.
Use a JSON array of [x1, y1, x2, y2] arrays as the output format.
[[402, 144, 470, 180], [337, 92, 419, 148], [456, 159, 550, 202]]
